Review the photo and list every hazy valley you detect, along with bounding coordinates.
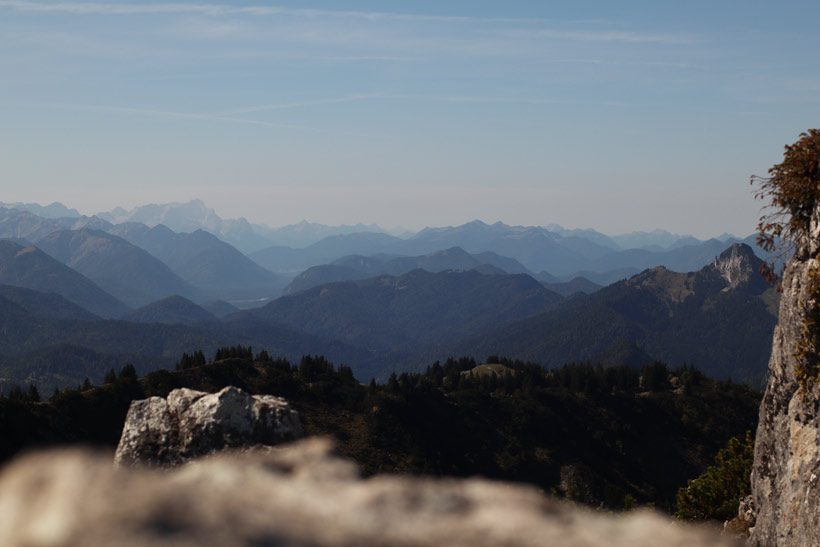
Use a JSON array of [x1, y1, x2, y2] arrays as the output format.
[[0, 200, 777, 394]]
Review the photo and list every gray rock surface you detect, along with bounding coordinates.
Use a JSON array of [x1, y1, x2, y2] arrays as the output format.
[[714, 243, 757, 291], [0, 438, 731, 547], [750, 205, 820, 546], [114, 386, 303, 467]]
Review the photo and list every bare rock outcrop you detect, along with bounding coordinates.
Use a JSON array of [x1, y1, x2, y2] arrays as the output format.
[[713, 243, 760, 292], [750, 205, 820, 546], [114, 386, 303, 467], [0, 438, 731, 547]]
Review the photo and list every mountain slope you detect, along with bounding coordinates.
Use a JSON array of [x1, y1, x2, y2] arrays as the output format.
[[252, 269, 563, 356], [283, 265, 368, 296], [0, 240, 130, 318], [0, 285, 99, 321], [283, 247, 534, 295], [108, 223, 288, 300], [450, 243, 776, 385], [35, 229, 196, 308], [124, 296, 217, 326]]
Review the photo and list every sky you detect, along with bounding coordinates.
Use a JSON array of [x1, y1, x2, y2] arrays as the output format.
[[1, 1, 819, 238]]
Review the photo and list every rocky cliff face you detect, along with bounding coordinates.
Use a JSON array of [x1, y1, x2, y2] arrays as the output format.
[[114, 386, 303, 467], [713, 243, 759, 292], [0, 438, 732, 547], [750, 206, 820, 546]]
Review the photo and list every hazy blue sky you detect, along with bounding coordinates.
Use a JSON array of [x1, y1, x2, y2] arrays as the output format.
[[1, 1, 818, 237]]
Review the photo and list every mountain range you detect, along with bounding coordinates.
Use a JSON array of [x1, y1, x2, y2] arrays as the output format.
[[98, 200, 386, 252], [283, 247, 533, 295], [0, 200, 779, 394], [0, 232, 777, 395]]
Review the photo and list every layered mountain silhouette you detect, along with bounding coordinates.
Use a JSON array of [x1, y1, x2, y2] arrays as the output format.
[[0, 289, 369, 394], [35, 229, 196, 308], [0, 202, 769, 291], [108, 223, 288, 301], [0, 202, 780, 393], [251, 219, 764, 282], [0, 240, 130, 318], [0, 207, 112, 244], [283, 247, 533, 295], [98, 200, 387, 252]]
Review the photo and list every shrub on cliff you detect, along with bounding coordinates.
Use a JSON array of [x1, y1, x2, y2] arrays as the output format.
[[752, 129, 820, 284], [674, 432, 754, 521]]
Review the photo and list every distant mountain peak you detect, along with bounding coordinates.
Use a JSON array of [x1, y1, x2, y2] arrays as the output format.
[[713, 243, 759, 291]]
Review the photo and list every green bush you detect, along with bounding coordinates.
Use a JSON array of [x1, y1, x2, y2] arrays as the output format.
[[675, 432, 754, 521]]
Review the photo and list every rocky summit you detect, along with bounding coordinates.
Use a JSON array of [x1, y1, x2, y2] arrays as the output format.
[[0, 437, 732, 547], [114, 385, 303, 467]]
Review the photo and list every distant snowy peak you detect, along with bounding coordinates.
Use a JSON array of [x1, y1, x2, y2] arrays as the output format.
[[94, 200, 393, 251], [98, 199, 219, 232]]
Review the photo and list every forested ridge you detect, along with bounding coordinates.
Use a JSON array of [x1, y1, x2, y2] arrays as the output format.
[[0, 348, 759, 516]]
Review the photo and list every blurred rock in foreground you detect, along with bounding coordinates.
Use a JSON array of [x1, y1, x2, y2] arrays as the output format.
[[0, 437, 730, 547]]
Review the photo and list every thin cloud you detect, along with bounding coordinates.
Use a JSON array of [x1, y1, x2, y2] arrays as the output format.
[[546, 58, 704, 70], [218, 93, 630, 115], [217, 95, 381, 116], [376, 93, 629, 107], [0, 0, 687, 42], [0, 0, 549, 23], [76, 104, 309, 128], [496, 27, 696, 45], [69, 104, 377, 137], [1, 1, 696, 58], [0, 1, 272, 16]]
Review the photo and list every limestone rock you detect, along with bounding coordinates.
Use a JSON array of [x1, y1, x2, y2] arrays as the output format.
[[723, 495, 756, 541], [750, 205, 820, 546], [0, 438, 732, 547], [713, 243, 759, 292], [114, 386, 303, 467]]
